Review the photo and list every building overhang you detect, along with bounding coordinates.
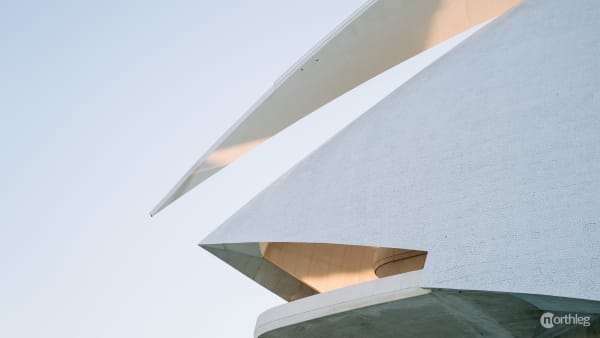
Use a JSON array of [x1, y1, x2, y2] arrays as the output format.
[[151, 0, 521, 216], [201, 242, 427, 301]]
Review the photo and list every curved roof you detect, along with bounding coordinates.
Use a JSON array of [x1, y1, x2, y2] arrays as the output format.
[[202, 0, 600, 301], [151, 0, 520, 215]]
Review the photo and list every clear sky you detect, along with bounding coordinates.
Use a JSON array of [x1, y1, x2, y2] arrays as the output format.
[[0, 1, 482, 336]]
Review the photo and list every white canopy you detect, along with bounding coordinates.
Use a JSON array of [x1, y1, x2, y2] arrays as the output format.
[[151, 0, 520, 215]]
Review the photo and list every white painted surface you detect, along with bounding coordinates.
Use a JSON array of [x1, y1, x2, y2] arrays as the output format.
[[152, 0, 520, 215], [203, 0, 600, 302]]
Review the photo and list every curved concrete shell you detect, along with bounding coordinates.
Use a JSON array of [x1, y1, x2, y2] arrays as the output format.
[[201, 0, 600, 306], [151, 0, 521, 215], [256, 280, 600, 337]]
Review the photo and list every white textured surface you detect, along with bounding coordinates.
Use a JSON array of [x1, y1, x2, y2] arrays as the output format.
[[203, 0, 600, 301]]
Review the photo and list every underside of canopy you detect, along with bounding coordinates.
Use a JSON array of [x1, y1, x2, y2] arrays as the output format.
[[151, 0, 521, 216], [202, 242, 427, 301]]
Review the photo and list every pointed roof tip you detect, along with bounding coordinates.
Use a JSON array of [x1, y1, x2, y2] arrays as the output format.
[[151, 0, 522, 215], [149, 207, 160, 218], [149, 192, 175, 217], [149, 196, 166, 217], [149, 204, 160, 218]]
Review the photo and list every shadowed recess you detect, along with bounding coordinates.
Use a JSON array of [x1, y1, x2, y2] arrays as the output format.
[[202, 242, 427, 301]]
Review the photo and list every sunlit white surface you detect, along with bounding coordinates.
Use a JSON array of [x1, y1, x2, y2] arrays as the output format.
[[203, 0, 600, 309], [151, 0, 518, 215]]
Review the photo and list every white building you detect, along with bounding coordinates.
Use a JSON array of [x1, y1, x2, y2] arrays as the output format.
[[155, 0, 600, 336]]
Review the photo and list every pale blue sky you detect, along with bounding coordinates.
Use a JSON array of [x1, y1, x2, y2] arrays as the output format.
[[0, 1, 480, 336]]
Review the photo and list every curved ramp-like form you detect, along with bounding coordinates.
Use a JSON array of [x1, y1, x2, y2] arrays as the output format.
[[201, 0, 600, 304], [151, 0, 521, 215], [256, 279, 600, 337]]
